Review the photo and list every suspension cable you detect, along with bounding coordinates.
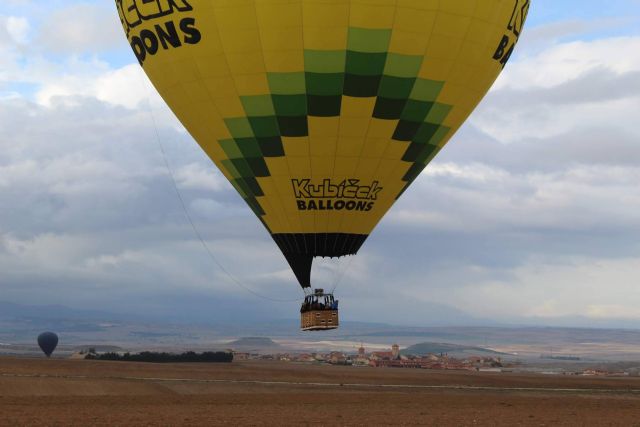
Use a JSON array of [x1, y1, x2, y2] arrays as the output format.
[[330, 254, 355, 295], [138, 74, 302, 303]]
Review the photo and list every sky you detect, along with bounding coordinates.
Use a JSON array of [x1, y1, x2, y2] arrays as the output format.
[[1, 0, 640, 328]]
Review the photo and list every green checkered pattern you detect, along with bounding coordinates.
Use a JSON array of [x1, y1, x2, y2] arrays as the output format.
[[218, 27, 453, 215]]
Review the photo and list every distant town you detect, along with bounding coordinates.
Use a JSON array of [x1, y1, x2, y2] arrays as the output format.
[[229, 344, 640, 377], [233, 343, 502, 371]]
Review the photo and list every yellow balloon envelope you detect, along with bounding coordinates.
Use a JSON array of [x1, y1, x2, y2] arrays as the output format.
[[116, 0, 530, 287]]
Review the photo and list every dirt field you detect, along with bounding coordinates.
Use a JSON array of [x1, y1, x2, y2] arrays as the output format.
[[1, 357, 640, 426]]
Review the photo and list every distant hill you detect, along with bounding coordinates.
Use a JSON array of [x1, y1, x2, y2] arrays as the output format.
[[227, 337, 281, 350], [402, 342, 506, 356], [72, 345, 123, 353]]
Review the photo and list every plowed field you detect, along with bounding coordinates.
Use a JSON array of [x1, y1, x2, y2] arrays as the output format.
[[1, 357, 640, 426]]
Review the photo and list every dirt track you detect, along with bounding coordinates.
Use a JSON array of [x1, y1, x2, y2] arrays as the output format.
[[1, 357, 640, 426]]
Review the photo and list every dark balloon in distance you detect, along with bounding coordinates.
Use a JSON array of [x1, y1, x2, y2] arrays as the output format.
[[37, 332, 59, 357]]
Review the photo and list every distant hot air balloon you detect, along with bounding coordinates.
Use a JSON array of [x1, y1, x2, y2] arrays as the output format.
[[115, 0, 529, 330], [37, 332, 59, 357]]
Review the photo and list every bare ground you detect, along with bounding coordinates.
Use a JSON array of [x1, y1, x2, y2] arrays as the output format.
[[1, 357, 640, 426]]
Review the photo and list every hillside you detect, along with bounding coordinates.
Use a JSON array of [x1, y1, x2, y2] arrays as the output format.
[[402, 342, 506, 356], [227, 337, 281, 350]]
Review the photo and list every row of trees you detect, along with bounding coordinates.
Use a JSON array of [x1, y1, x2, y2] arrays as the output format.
[[86, 351, 233, 363]]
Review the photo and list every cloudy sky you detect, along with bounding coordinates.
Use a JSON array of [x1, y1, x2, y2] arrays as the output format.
[[1, 1, 639, 328]]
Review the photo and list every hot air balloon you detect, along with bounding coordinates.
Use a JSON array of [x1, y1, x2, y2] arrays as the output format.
[[37, 332, 59, 357], [115, 0, 529, 330]]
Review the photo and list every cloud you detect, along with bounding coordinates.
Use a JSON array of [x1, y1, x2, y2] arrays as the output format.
[[520, 18, 624, 47], [0, 4, 157, 110], [472, 36, 640, 142], [0, 15, 27, 46], [497, 36, 640, 90], [174, 162, 227, 192], [36, 3, 124, 54], [32, 62, 164, 109], [391, 161, 640, 233], [493, 67, 640, 106], [5, 15, 29, 43], [439, 256, 640, 321]]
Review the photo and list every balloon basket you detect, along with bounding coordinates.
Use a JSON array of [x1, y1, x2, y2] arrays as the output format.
[[301, 309, 339, 331], [300, 288, 339, 331]]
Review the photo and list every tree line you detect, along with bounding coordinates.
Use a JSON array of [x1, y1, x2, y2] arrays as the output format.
[[86, 351, 233, 363]]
